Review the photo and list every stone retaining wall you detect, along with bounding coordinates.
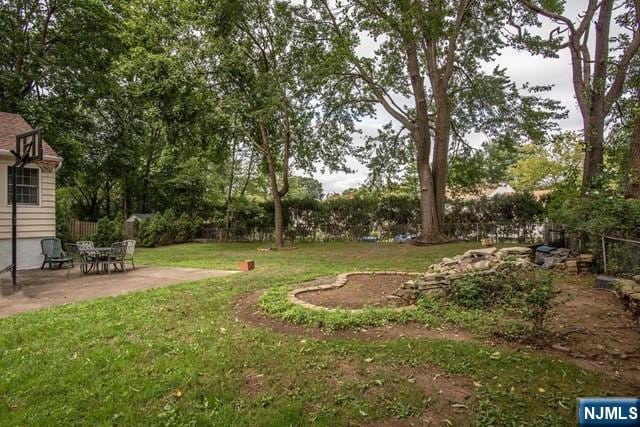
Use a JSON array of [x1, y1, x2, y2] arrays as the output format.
[[615, 276, 640, 317], [396, 247, 536, 302]]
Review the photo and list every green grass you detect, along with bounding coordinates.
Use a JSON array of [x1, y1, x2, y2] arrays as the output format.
[[0, 242, 614, 425]]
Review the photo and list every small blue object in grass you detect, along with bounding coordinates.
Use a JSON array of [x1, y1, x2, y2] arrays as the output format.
[[535, 245, 556, 254], [394, 234, 416, 242], [577, 397, 639, 426], [360, 236, 379, 243]]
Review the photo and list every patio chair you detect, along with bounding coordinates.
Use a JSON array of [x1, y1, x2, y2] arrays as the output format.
[[41, 238, 72, 269], [64, 243, 94, 275], [102, 242, 126, 275], [76, 240, 98, 263], [123, 240, 136, 270], [76, 241, 95, 252]]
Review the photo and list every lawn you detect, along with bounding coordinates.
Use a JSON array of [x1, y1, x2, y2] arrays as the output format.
[[0, 242, 613, 425]]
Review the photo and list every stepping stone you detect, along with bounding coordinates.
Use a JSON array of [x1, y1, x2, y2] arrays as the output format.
[[463, 247, 498, 257]]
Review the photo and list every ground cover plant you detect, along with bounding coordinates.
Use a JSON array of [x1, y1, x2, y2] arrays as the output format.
[[0, 242, 629, 426]]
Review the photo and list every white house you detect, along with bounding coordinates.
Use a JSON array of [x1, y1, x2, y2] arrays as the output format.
[[0, 112, 62, 270], [449, 182, 516, 202]]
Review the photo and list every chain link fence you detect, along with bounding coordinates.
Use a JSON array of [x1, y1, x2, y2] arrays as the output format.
[[545, 224, 640, 276], [199, 222, 545, 244], [198, 222, 639, 276]]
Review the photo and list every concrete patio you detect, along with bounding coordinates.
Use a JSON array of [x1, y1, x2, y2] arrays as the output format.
[[0, 265, 239, 318]]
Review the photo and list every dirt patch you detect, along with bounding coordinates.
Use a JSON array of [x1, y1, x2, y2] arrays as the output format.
[[539, 274, 640, 387], [242, 368, 265, 396], [378, 365, 475, 426], [319, 359, 474, 426], [297, 274, 412, 309]]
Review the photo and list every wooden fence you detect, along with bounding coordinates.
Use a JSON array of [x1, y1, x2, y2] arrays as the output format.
[[70, 219, 98, 240]]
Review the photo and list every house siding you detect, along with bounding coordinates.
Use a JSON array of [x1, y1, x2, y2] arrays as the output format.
[[0, 156, 57, 269]]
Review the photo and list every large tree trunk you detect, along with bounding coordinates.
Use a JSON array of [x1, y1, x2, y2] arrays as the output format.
[[405, 41, 446, 243], [432, 89, 451, 230], [582, 115, 606, 189], [265, 151, 285, 248], [580, 0, 613, 190], [260, 120, 288, 250], [222, 142, 237, 242], [625, 109, 640, 199], [415, 132, 445, 242]]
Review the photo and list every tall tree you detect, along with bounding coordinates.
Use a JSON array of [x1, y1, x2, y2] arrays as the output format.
[[515, 0, 640, 190], [203, 0, 358, 248], [0, 0, 123, 112], [508, 132, 584, 191], [313, 0, 562, 242]]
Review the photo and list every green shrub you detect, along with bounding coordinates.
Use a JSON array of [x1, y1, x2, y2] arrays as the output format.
[[93, 216, 125, 247], [447, 269, 555, 334], [547, 188, 640, 238], [546, 189, 640, 274], [135, 210, 203, 247], [524, 274, 554, 334], [55, 188, 74, 243], [446, 192, 545, 225]]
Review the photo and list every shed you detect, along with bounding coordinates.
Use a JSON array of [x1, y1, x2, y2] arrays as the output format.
[[126, 213, 157, 223], [124, 213, 156, 239]]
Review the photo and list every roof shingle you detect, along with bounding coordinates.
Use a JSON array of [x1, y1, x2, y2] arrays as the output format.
[[0, 112, 60, 159]]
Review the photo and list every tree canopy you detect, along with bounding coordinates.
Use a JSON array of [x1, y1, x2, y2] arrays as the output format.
[[1, 0, 638, 246]]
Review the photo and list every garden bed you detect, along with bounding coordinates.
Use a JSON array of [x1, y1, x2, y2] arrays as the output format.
[[238, 273, 640, 392], [295, 273, 416, 309]]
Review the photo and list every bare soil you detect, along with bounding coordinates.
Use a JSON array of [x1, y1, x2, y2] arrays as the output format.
[[234, 274, 640, 393], [359, 364, 475, 427], [540, 274, 640, 387], [298, 273, 413, 309], [242, 368, 266, 396]]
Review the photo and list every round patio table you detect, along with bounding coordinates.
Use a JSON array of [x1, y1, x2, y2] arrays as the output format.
[[80, 248, 112, 274]]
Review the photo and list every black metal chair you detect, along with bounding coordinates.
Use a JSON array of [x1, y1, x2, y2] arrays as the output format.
[[102, 242, 126, 274], [40, 238, 72, 269], [64, 243, 93, 275]]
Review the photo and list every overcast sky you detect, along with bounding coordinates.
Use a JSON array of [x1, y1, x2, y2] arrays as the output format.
[[312, 3, 607, 194]]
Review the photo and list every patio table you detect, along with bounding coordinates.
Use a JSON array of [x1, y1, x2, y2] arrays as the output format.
[[79, 248, 112, 274]]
